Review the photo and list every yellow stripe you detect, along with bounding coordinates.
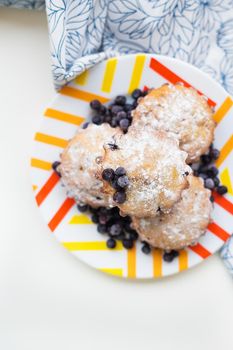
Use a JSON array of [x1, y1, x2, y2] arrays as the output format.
[[62, 241, 123, 251], [44, 108, 84, 126], [75, 70, 89, 86], [99, 268, 123, 277], [35, 132, 68, 148], [31, 158, 52, 171], [216, 135, 233, 168], [220, 168, 233, 195], [127, 245, 136, 278], [69, 214, 92, 225], [128, 54, 146, 93], [178, 250, 188, 272], [101, 58, 118, 93], [32, 185, 38, 191], [59, 86, 109, 104], [152, 249, 162, 278], [214, 96, 233, 123]]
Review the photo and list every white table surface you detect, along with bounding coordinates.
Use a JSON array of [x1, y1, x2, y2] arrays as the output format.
[[0, 8, 232, 350]]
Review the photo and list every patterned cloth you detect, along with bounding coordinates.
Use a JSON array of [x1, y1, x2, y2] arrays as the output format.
[[0, 0, 44, 9], [2, 0, 233, 274]]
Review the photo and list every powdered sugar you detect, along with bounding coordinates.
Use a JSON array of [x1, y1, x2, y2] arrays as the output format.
[[102, 127, 191, 217], [132, 84, 215, 162]]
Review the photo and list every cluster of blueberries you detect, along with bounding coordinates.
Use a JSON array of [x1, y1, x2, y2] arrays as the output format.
[[102, 167, 129, 204], [83, 88, 147, 133], [190, 146, 228, 196], [51, 89, 228, 263]]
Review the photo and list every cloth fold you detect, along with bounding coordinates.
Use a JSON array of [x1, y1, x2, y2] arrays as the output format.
[[2, 0, 233, 274]]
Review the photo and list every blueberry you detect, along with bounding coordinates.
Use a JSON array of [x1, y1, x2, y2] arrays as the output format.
[[163, 250, 179, 262], [132, 100, 138, 109], [97, 224, 107, 234], [115, 95, 126, 106], [104, 115, 112, 123], [107, 238, 116, 249], [142, 90, 148, 96], [110, 117, 118, 127], [117, 175, 130, 188], [213, 177, 220, 187], [92, 115, 102, 125], [124, 104, 134, 112], [142, 243, 151, 254], [102, 168, 115, 182], [116, 111, 127, 121], [52, 161, 61, 176], [122, 239, 134, 249], [217, 185, 228, 195], [132, 89, 142, 99], [99, 214, 109, 225], [210, 148, 220, 160], [77, 204, 88, 212], [82, 122, 89, 129], [201, 154, 211, 165], [91, 214, 99, 224], [207, 166, 219, 178], [128, 231, 138, 241], [115, 167, 126, 176], [204, 178, 215, 190], [210, 195, 214, 202], [109, 223, 122, 236], [191, 163, 200, 172], [100, 105, 107, 115], [90, 99, 101, 111], [113, 191, 127, 204], [110, 178, 121, 190], [198, 173, 208, 180], [119, 118, 130, 132], [111, 105, 123, 115]]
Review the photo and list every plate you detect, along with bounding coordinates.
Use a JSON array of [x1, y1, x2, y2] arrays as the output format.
[[31, 54, 233, 279]]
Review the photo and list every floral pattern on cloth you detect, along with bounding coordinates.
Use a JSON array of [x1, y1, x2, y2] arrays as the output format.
[[0, 0, 44, 9]]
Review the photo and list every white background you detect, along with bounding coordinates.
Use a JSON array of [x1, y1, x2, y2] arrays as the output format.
[[0, 8, 232, 350]]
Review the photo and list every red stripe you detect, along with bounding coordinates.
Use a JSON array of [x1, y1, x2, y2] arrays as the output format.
[[212, 192, 233, 215], [189, 243, 211, 259], [36, 172, 60, 206], [48, 198, 75, 232], [149, 58, 216, 107], [208, 222, 231, 241]]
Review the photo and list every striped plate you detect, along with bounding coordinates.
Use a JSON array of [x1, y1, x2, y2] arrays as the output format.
[[31, 54, 233, 279]]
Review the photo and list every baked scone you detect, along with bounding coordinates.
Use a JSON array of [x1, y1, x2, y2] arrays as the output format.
[[100, 127, 191, 218], [132, 175, 212, 250], [131, 84, 215, 163], [59, 123, 122, 207]]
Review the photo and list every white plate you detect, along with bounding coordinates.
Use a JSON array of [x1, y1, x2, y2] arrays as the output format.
[[30, 54, 233, 279]]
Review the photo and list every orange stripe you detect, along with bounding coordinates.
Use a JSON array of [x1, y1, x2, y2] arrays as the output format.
[[212, 192, 233, 215], [208, 222, 231, 241], [149, 58, 216, 107], [44, 108, 84, 126], [178, 250, 188, 272], [213, 96, 233, 123], [35, 132, 68, 148], [48, 198, 75, 232], [127, 245, 136, 278], [31, 158, 52, 171], [215, 135, 233, 168], [152, 249, 162, 277], [36, 172, 60, 206], [59, 86, 109, 104], [189, 243, 211, 259]]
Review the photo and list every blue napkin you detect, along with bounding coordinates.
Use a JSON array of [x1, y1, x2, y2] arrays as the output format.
[[2, 0, 233, 274]]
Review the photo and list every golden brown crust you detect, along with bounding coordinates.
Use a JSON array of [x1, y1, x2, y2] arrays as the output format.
[[132, 175, 212, 250], [132, 84, 215, 163], [59, 123, 122, 207]]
